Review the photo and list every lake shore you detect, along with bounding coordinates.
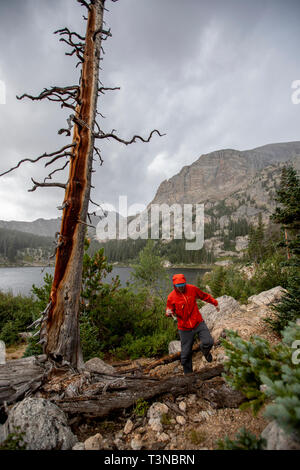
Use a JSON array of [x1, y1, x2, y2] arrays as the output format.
[[0, 261, 214, 269]]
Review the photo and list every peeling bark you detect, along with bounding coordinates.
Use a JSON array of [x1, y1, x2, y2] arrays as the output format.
[[41, 0, 105, 369], [0, 356, 48, 405]]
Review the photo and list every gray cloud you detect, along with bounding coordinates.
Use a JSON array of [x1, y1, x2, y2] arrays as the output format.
[[0, 0, 299, 220]]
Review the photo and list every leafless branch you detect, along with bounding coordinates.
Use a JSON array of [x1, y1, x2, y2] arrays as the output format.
[[98, 86, 120, 94], [93, 27, 112, 41], [0, 144, 76, 177], [17, 86, 80, 110], [28, 178, 67, 192], [94, 129, 166, 145], [77, 0, 91, 10], [94, 146, 104, 165], [44, 161, 70, 182], [77, 219, 96, 229], [54, 27, 85, 42]]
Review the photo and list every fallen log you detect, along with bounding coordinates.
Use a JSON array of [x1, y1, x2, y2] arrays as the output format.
[[0, 355, 48, 405], [118, 343, 202, 375], [54, 364, 224, 418]]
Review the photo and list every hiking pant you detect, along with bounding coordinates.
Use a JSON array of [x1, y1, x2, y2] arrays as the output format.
[[178, 321, 214, 374]]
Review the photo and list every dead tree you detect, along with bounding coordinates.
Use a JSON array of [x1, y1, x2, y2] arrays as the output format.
[[0, 0, 164, 370]]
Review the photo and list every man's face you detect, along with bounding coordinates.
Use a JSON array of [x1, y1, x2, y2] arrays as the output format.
[[175, 284, 186, 294]]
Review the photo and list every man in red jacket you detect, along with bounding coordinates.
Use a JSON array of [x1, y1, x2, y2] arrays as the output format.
[[166, 273, 220, 374]]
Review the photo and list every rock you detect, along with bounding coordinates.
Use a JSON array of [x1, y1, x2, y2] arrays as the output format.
[[124, 419, 134, 435], [158, 432, 170, 442], [178, 401, 186, 412], [0, 422, 8, 445], [235, 235, 249, 252], [147, 402, 169, 420], [84, 433, 103, 450], [149, 419, 163, 432], [6, 397, 77, 450], [200, 376, 246, 409], [176, 416, 186, 426], [72, 442, 85, 450], [131, 436, 142, 450], [168, 340, 181, 355], [187, 394, 197, 405], [200, 295, 241, 330], [261, 422, 300, 450], [84, 357, 115, 375], [248, 286, 286, 307], [114, 438, 125, 450]]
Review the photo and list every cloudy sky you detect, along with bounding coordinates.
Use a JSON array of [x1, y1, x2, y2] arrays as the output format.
[[0, 0, 299, 220]]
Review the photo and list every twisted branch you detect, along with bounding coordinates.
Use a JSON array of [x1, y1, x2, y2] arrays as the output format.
[[94, 129, 166, 145], [0, 144, 76, 177], [17, 86, 80, 110]]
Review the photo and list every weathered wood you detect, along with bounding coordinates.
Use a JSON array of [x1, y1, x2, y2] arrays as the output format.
[[131, 343, 201, 374], [54, 364, 224, 418], [42, 0, 105, 369], [0, 356, 47, 405]]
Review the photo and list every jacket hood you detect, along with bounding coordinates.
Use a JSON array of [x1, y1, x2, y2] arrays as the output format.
[[172, 273, 186, 285]]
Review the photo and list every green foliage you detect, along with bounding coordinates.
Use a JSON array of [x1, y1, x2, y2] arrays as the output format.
[[79, 241, 177, 361], [260, 322, 300, 440], [0, 428, 26, 450], [186, 429, 206, 445], [203, 250, 288, 304], [133, 398, 150, 417], [0, 290, 40, 346], [130, 240, 169, 298], [247, 213, 265, 263], [208, 266, 226, 298], [216, 427, 266, 450], [265, 165, 300, 334], [271, 166, 300, 230], [221, 330, 284, 415], [264, 273, 300, 334], [221, 322, 300, 440], [0, 227, 52, 263]]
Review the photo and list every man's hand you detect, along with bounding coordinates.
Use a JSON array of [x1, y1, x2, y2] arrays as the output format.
[[166, 308, 173, 317]]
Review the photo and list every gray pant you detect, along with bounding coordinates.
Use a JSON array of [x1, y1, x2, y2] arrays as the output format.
[[178, 321, 214, 374]]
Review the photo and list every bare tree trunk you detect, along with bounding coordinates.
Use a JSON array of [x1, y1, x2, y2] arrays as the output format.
[[41, 0, 104, 369]]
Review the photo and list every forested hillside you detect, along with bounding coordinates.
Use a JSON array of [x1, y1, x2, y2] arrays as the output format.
[[0, 228, 53, 264]]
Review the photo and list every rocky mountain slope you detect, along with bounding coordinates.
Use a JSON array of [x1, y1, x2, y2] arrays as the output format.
[[1, 141, 300, 262], [150, 141, 300, 206]]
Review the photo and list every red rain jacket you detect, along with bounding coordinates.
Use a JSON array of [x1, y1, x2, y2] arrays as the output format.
[[166, 273, 218, 331]]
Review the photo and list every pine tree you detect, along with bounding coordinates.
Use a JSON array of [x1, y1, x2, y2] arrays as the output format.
[[265, 165, 300, 334]]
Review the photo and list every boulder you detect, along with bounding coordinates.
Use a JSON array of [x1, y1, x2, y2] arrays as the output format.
[[84, 357, 116, 375], [72, 442, 85, 450], [124, 419, 134, 435], [248, 286, 286, 307], [261, 421, 300, 450], [168, 341, 181, 355], [84, 433, 103, 450], [147, 402, 168, 433], [147, 402, 169, 421], [200, 295, 241, 330], [6, 397, 77, 450], [131, 436, 142, 450]]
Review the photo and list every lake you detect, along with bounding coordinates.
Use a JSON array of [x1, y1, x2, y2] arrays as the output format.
[[0, 266, 211, 297]]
